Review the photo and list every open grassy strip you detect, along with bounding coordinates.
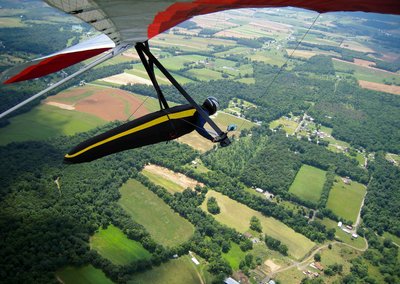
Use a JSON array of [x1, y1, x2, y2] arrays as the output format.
[[187, 68, 225, 81], [201, 190, 315, 260], [141, 169, 185, 194], [90, 225, 151, 266], [128, 255, 203, 284], [0, 104, 105, 145], [383, 232, 400, 246], [56, 265, 113, 284], [119, 180, 194, 247], [318, 218, 367, 249], [289, 165, 326, 204], [326, 178, 366, 224]]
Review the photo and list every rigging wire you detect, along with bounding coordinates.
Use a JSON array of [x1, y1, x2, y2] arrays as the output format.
[[235, 13, 320, 133]]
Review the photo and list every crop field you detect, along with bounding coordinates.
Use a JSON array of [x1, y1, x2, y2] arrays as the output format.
[[359, 80, 400, 96], [187, 68, 224, 81], [269, 117, 299, 135], [326, 178, 367, 224], [56, 265, 113, 284], [333, 59, 400, 85], [318, 218, 367, 250], [289, 165, 326, 204], [201, 190, 315, 259], [160, 55, 208, 71], [142, 164, 203, 194], [90, 225, 151, 265], [0, 104, 104, 146], [119, 179, 195, 247], [129, 255, 204, 284]]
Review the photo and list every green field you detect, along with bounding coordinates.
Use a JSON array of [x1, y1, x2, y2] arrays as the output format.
[[201, 190, 315, 259], [56, 265, 113, 284], [188, 68, 225, 81], [90, 225, 151, 265], [0, 104, 105, 145], [222, 242, 247, 271], [289, 165, 326, 203], [129, 255, 204, 284], [141, 169, 185, 194], [326, 178, 367, 223], [119, 179, 194, 247]]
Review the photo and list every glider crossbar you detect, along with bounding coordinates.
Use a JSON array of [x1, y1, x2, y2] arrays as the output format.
[[0, 45, 130, 120], [136, 42, 227, 139], [135, 43, 169, 110]]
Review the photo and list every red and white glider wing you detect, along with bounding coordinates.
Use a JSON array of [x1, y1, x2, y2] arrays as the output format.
[[2, 34, 114, 84]]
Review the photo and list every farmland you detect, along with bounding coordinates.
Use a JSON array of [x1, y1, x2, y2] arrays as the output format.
[[56, 265, 113, 284], [289, 165, 326, 204], [129, 255, 205, 284], [90, 225, 151, 265], [222, 242, 247, 271], [201, 190, 315, 259], [0, 104, 104, 145], [326, 178, 367, 224], [118, 179, 195, 247]]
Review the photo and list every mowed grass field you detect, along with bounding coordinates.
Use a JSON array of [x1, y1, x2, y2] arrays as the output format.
[[90, 225, 151, 265], [142, 169, 185, 194], [326, 178, 367, 223], [128, 255, 203, 284], [289, 165, 326, 204], [0, 104, 105, 145], [201, 191, 315, 259], [119, 180, 195, 247], [56, 265, 113, 284]]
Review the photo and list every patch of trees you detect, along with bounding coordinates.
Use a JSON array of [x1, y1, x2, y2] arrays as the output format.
[[0, 24, 79, 55], [207, 197, 220, 214], [293, 55, 335, 75], [265, 235, 288, 256], [362, 154, 400, 237], [250, 216, 262, 232], [239, 254, 256, 276]]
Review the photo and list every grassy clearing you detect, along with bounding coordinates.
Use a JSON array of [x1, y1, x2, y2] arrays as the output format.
[[188, 68, 225, 81], [318, 218, 367, 250], [201, 190, 315, 259], [56, 265, 113, 284], [128, 255, 203, 284], [90, 225, 151, 265], [222, 242, 247, 271], [0, 104, 105, 145], [119, 180, 194, 247], [274, 266, 304, 284], [269, 117, 299, 135], [160, 55, 207, 71], [289, 165, 326, 204], [141, 169, 185, 194], [326, 178, 366, 224]]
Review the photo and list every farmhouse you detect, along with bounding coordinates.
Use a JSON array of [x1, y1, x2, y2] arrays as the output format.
[[314, 262, 324, 271], [338, 221, 343, 227], [255, 187, 264, 193], [342, 177, 352, 185], [352, 233, 359, 238]]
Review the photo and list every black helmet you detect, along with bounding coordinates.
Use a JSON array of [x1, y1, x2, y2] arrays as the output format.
[[202, 96, 219, 115]]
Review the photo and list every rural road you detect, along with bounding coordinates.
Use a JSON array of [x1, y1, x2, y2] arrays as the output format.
[[268, 239, 368, 278]]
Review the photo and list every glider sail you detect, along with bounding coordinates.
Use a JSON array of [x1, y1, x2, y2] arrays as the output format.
[[1, 34, 115, 84]]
